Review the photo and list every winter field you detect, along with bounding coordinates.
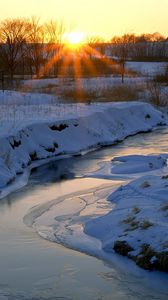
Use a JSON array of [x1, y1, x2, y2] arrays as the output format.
[[1, 60, 168, 289], [1, 61, 168, 137]]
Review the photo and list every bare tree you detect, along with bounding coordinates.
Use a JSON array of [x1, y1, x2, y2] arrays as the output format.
[[44, 20, 65, 76], [25, 17, 45, 78], [0, 18, 31, 79], [111, 34, 136, 83], [86, 35, 105, 58]]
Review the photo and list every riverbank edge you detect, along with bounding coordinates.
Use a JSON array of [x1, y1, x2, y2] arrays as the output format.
[[0, 102, 166, 199]]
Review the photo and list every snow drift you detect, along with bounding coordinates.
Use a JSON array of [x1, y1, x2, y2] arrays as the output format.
[[85, 173, 168, 272], [0, 101, 166, 190]]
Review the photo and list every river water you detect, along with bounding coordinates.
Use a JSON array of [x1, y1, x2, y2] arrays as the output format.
[[0, 128, 168, 300]]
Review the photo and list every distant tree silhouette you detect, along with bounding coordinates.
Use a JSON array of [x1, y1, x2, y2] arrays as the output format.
[[0, 18, 31, 79], [25, 17, 45, 78], [44, 20, 65, 76], [111, 32, 167, 63], [86, 35, 105, 58], [111, 34, 136, 83]]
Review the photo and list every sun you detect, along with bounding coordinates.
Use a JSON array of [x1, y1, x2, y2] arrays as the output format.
[[63, 31, 85, 49], [67, 32, 84, 44]]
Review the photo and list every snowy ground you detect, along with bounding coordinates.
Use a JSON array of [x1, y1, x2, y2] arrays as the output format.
[[22, 62, 167, 91], [0, 90, 93, 137], [22, 76, 144, 92], [0, 89, 144, 138], [20, 61, 167, 92], [126, 61, 167, 77], [1, 61, 166, 139]]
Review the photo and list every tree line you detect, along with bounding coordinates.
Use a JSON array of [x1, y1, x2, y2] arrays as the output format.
[[110, 33, 168, 62], [0, 17, 168, 80]]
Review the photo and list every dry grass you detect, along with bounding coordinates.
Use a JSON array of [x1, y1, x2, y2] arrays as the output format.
[[146, 76, 168, 107], [162, 242, 168, 249], [140, 220, 153, 230], [123, 215, 153, 231], [132, 207, 141, 214], [101, 85, 141, 101], [153, 66, 168, 84], [162, 175, 168, 179], [122, 215, 140, 231], [123, 216, 136, 224], [161, 203, 168, 211], [146, 80, 162, 106], [62, 84, 142, 103]]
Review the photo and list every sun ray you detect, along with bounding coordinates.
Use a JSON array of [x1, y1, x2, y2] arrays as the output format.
[[38, 52, 61, 77], [20, 31, 120, 97], [72, 55, 83, 100], [59, 47, 72, 77]]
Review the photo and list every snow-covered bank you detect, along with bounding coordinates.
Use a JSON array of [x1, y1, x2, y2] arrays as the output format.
[[0, 102, 166, 192], [24, 153, 168, 277], [85, 171, 168, 273], [83, 154, 168, 273], [86, 154, 167, 180], [111, 154, 167, 174]]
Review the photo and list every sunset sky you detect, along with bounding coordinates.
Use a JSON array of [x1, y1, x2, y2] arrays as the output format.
[[0, 0, 168, 39]]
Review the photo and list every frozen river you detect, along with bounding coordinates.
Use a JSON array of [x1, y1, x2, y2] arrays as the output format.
[[0, 128, 168, 300]]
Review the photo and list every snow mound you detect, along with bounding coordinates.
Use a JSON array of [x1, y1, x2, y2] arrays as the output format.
[[0, 102, 166, 191], [111, 154, 167, 174], [87, 154, 167, 179], [85, 173, 168, 272]]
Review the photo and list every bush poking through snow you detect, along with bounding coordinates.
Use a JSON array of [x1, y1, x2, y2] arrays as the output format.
[[114, 241, 168, 272], [54, 142, 59, 148], [45, 147, 55, 153], [136, 244, 155, 270], [49, 124, 69, 131], [160, 203, 168, 211], [123, 215, 153, 231], [132, 207, 141, 214], [145, 114, 151, 119], [140, 181, 151, 188], [10, 139, 21, 149], [29, 152, 37, 161], [140, 220, 153, 230], [146, 80, 162, 106], [162, 175, 168, 179], [155, 252, 168, 272], [113, 241, 134, 256], [122, 215, 140, 231], [153, 66, 168, 84], [136, 245, 168, 272], [122, 215, 136, 224]]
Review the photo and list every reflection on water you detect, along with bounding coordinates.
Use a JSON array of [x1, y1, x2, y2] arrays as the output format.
[[0, 128, 168, 299]]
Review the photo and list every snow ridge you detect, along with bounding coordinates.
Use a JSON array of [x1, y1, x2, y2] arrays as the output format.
[[0, 102, 165, 191]]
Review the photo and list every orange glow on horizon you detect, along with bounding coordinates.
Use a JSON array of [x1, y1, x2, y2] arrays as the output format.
[[0, 0, 168, 40]]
